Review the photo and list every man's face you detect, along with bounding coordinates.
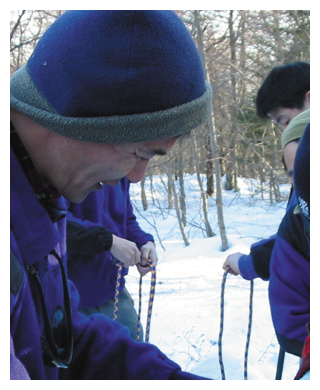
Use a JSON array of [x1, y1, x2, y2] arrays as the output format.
[[57, 135, 178, 203], [269, 92, 310, 130], [10, 110, 179, 203]]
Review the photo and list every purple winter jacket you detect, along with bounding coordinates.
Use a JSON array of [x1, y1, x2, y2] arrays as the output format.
[[237, 190, 309, 356], [11, 147, 205, 380], [66, 179, 154, 308]]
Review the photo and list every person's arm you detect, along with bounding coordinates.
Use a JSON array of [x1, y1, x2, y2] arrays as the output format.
[[67, 219, 113, 255], [123, 181, 157, 275], [223, 235, 276, 280], [67, 218, 142, 268], [250, 235, 276, 280], [67, 193, 144, 269]]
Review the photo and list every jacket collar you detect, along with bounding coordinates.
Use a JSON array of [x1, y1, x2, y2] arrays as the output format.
[[10, 147, 62, 265]]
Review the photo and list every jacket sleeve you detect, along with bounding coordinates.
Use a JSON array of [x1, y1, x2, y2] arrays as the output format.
[[238, 235, 276, 281], [239, 190, 297, 281], [66, 209, 113, 255], [124, 183, 154, 249], [250, 235, 276, 280]]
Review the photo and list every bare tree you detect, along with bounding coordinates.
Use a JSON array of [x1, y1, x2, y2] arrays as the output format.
[[166, 164, 189, 246], [177, 138, 187, 226], [192, 132, 215, 238], [193, 10, 229, 250]]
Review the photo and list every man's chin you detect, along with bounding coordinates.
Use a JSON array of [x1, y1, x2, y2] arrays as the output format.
[[63, 187, 92, 204], [63, 181, 119, 203], [103, 180, 120, 186]]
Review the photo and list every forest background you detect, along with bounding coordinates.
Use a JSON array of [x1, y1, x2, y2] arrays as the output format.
[[10, 10, 310, 250]]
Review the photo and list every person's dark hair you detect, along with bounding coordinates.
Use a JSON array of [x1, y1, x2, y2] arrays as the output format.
[[256, 61, 310, 119]]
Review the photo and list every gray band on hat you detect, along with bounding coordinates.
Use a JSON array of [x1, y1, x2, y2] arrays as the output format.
[[10, 66, 213, 144]]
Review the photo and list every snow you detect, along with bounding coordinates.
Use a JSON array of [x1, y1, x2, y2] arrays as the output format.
[[126, 175, 302, 380]]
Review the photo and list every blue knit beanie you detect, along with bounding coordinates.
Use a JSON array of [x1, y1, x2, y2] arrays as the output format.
[[10, 11, 212, 144], [294, 123, 310, 229]]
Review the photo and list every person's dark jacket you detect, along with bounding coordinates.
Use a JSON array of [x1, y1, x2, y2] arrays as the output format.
[[269, 205, 310, 356], [238, 191, 297, 281]]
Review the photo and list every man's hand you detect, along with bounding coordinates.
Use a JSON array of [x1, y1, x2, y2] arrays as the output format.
[[136, 241, 157, 276], [222, 252, 243, 276], [110, 235, 141, 268]]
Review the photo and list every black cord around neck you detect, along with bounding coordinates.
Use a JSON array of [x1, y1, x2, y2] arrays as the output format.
[[26, 250, 73, 368]]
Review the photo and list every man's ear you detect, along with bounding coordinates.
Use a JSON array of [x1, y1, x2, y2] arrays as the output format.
[[306, 90, 310, 103]]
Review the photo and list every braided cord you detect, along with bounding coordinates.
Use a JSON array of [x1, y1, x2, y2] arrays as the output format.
[[218, 270, 228, 380], [218, 270, 254, 380], [113, 259, 156, 343], [244, 280, 254, 379], [113, 261, 123, 321], [136, 274, 143, 341], [144, 263, 156, 343]]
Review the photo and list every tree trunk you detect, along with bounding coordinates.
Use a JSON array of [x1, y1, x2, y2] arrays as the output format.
[[149, 173, 155, 206], [160, 172, 173, 209], [178, 139, 187, 226], [166, 165, 189, 246], [205, 134, 214, 196], [192, 133, 215, 237], [225, 10, 239, 192], [193, 10, 229, 250]]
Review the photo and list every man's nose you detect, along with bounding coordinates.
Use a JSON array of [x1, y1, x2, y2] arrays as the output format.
[[126, 159, 149, 183]]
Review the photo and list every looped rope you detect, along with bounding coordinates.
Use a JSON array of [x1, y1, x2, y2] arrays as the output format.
[[113, 259, 156, 343], [218, 269, 254, 380]]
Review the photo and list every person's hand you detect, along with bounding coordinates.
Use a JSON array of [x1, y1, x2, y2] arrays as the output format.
[[110, 235, 141, 268], [136, 241, 158, 276], [222, 252, 243, 276]]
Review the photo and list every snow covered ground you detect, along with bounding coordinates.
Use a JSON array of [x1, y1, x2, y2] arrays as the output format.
[[126, 174, 302, 380]]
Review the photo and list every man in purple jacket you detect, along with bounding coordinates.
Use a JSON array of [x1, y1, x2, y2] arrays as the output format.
[[10, 11, 213, 380], [66, 178, 156, 340]]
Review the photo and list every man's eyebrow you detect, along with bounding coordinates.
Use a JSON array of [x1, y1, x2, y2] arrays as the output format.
[[142, 149, 168, 158], [153, 149, 168, 156]]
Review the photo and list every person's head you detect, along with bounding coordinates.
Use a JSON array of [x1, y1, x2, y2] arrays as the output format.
[[256, 61, 310, 129], [10, 11, 212, 202], [281, 109, 310, 181]]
